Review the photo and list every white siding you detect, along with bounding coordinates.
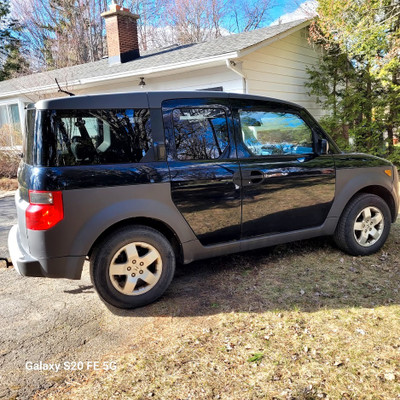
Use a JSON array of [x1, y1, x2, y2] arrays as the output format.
[[147, 66, 243, 92], [242, 28, 324, 119], [75, 65, 244, 95]]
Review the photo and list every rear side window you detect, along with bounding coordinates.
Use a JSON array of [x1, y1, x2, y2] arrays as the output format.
[[172, 108, 229, 160], [37, 109, 152, 166]]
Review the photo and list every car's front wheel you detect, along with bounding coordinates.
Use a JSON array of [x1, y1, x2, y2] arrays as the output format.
[[90, 225, 176, 309], [334, 193, 391, 256]]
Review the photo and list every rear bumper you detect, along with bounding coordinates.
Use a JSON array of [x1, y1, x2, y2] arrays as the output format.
[[8, 225, 85, 279]]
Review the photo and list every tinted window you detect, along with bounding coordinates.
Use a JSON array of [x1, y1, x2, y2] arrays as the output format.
[[38, 109, 151, 166], [24, 108, 36, 165], [239, 110, 313, 156], [173, 108, 229, 160]]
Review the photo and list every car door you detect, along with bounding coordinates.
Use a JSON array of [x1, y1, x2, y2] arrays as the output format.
[[232, 99, 336, 238], [163, 98, 241, 246]]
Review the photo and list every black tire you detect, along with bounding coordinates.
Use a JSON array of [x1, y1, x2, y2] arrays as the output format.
[[90, 225, 176, 309], [334, 193, 391, 256]]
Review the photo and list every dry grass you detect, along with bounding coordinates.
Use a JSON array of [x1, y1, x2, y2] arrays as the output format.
[[36, 220, 400, 400], [0, 127, 22, 179], [0, 150, 20, 179], [0, 177, 18, 191]]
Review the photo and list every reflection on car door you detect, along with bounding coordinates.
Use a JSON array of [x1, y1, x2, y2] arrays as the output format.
[[233, 100, 336, 238], [163, 99, 241, 246]]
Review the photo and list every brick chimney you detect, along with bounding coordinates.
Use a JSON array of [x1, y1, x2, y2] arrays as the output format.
[[101, 2, 140, 64]]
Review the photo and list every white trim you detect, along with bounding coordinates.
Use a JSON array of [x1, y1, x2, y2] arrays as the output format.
[[0, 98, 26, 143], [81, 52, 239, 85], [0, 97, 26, 106]]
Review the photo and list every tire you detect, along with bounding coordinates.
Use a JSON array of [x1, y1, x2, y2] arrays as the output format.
[[334, 194, 391, 256], [90, 225, 176, 309]]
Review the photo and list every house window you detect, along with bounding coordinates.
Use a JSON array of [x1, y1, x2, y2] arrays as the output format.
[[0, 103, 22, 147]]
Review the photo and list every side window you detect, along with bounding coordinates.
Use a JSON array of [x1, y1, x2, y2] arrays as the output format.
[[48, 108, 152, 166], [172, 108, 229, 161], [239, 110, 313, 156]]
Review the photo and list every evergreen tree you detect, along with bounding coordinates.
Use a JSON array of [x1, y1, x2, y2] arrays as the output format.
[[0, 0, 29, 80], [307, 0, 400, 158], [0, 40, 30, 80], [0, 0, 16, 58]]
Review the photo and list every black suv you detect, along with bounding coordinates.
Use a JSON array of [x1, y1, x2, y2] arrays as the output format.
[[8, 92, 399, 309]]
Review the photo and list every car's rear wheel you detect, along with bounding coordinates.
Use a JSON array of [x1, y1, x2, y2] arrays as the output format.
[[334, 194, 391, 256], [90, 225, 176, 309]]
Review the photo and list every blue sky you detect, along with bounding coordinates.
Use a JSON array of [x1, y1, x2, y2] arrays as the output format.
[[269, 0, 303, 21]]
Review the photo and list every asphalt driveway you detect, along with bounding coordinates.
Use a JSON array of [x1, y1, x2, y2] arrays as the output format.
[[0, 194, 149, 399], [0, 194, 16, 260]]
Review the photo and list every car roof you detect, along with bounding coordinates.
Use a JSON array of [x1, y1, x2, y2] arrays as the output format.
[[35, 91, 304, 111]]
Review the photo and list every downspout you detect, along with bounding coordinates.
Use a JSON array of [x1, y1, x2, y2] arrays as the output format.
[[226, 59, 248, 94]]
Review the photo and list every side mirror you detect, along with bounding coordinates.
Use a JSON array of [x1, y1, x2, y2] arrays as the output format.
[[320, 139, 329, 155], [312, 128, 329, 155]]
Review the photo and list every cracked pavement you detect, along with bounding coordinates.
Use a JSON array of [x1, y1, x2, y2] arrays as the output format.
[[0, 194, 150, 399]]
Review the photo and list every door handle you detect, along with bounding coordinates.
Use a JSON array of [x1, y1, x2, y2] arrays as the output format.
[[249, 170, 264, 184], [240, 170, 264, 186]]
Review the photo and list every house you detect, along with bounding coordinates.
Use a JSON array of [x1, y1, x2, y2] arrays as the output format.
[[0, 3, 322, 145]]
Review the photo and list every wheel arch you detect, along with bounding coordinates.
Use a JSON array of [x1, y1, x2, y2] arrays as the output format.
[[331, 184, 396, 230], [88, 217, 183, 263], [329, 167, 398, 229], [333, 190, 392, 255], [356, 185, 397, 223]]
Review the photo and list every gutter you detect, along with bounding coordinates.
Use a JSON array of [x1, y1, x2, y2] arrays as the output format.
[[226, 59, 247, 93], [81, 52, 240, 85]]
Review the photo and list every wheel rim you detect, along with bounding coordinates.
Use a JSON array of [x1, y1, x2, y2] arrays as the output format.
[[109, 242, 162, 296], [353, 206, 384, 247]]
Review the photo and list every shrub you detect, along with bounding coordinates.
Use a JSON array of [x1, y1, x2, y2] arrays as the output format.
[[0, 149, 20, 178], [387, 146, 400, 169], [0, 125, 22, 179], [0, 177, 18, 191]]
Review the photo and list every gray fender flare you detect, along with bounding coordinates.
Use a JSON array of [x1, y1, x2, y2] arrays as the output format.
[[69, 198, 197, 256], [327, 168, 394, 220]]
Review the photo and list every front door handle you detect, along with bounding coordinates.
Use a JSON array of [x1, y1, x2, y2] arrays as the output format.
[[241, 170, 264, 186], [249, 170, 264, 184]]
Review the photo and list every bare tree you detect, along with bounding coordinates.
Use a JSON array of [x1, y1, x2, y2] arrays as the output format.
[[228, 0, 275, 32], [11, 0, 277, 71], [126, 0, 168, 51], [165, 0, 225, 44], [12, 0, 106, 70]]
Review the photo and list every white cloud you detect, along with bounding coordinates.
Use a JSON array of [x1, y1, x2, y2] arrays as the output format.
[[270, 0, 318, 25]]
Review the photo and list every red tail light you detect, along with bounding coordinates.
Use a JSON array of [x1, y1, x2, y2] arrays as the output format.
[[26, 191, 64, 230]]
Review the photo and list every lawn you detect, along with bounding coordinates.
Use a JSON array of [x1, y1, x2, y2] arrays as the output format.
[[36, 220, 400, 400]]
